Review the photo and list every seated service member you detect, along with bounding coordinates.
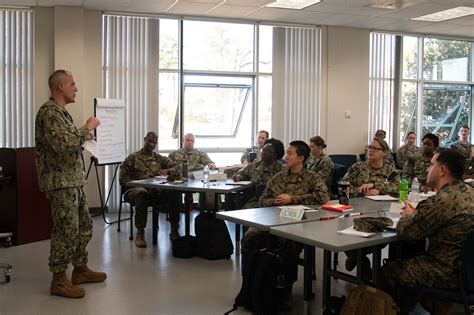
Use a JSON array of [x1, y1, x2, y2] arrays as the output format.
[[240, 130, 269, 164], [451, 125, 472, 160], [241, 141, 329, 310], [381, 149, 474, 313], [306, 135, 334, 192], [343, 137, 400, 198], [168, 133, 217, 171], [403, 133, 439, 192], [119, 132, 182, 247], [233, 138, 285, 209], [465, 147, 474, 180], [374, 129, 395, 166], [396, 131, 421, 170]]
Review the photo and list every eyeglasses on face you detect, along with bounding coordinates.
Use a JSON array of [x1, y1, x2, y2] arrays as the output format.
[[366, 145, 384, 152]]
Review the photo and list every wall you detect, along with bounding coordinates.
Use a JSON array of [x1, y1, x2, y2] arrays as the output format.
[[322, 26, 370, 155], [34, 6, 103, 208]]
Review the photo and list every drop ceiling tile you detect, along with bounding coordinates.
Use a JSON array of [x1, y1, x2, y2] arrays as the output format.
[[206, 3, 260, 17], [244, 7, 292, 20], [225, 0, 273, 6], [378, 2, 455, 19], [447, 14, 474, 26], [37, 0, 83, 5], [279, 10, 335, 24], [432, 24, 474, 37], [343, 16, 401, 28], [84, 0, 130, 6], [411, 21, 461, 33], [0, 0, 36, 5], [380, 18, 433, 32], [166, 1, 221, 14]]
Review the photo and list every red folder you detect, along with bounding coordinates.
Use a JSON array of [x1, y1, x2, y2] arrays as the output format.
[[320, 203, 353, 212]]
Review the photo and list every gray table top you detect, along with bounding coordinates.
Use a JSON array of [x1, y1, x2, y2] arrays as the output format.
[[126, 178, 252, 193], [216, 197, 395, 231], [269, 213, 399, 252]]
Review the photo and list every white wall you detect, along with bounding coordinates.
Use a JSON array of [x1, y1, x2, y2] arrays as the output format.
[[323, 26, 370, 155]]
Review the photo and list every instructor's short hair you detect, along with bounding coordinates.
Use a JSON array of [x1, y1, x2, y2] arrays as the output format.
[[48, 70, 70, 91]]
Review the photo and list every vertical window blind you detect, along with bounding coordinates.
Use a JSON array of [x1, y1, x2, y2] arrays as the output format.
[[0, 9, 33, 148], [369, 32, 396, 147]]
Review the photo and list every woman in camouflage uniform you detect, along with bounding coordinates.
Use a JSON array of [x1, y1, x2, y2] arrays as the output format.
[[306, 136, 334, 192], [396, 131, 421, 170]]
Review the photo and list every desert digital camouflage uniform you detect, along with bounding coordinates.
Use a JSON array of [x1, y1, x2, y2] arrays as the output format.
[[342, 161, 400, 198], [35, 99, 92, 273], [168, 148, 214, 171], [233, 160, 284, 209], [451, 141, 472, 160], [305, 154, 334, 191], [120, 149, 181, 229], [382, 181, 474, 294], [402, 152, 431, 187], [240, 146, 262, 164], [396, 144, 421, 170], [241, 168, 329, 285]]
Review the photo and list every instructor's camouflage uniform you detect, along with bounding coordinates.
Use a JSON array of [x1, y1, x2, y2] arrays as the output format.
[[342, 161, 400, 197], [35, 99, 92, 273], [381, 181, 474, 307], [396, 144, 421, 170], [241, 169, 329, 285], [233, 160, 284, 209], [305, 154, 334, 192], [168, 148, 214, 171], [119, 149, 181, 229], [402, 152, 431, 187]]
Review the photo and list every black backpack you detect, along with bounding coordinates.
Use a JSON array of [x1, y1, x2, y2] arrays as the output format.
[[194, 211, 234, 260], [225, 249, 285, 315]]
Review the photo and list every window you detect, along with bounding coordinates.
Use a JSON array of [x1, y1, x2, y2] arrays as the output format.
[[370, 33, 473, 148], [159, 19, 273, 165], [0, 9, 34, 148]]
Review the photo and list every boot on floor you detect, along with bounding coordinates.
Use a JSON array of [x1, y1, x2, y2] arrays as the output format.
[[71, 265, 107, 285], [135, 228, 147, 248], [51, 271, 85, 298]]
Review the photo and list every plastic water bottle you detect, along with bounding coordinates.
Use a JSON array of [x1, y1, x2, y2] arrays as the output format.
[[411, 177, 420, 193], [202, 165, 210, 184], [399, 177, 409, 203]]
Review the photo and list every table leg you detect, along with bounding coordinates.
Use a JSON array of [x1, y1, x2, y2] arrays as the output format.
[[235, 223, 241, 255], [152, 204, 158, 245], [322, 250, 332, 308], [372, 245, 382, 285], [303, 245, 315, 301], [184, 192, 193, 237]]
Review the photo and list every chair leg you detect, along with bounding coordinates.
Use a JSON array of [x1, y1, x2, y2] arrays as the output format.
[[117, 200, 123, 232], [129, 205, 134, 241], [333, 252, 339, 269]]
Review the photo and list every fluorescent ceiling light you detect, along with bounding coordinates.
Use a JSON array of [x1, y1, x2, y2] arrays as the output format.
[[412, 6, 474, 22], [265, 0, 322, 10]]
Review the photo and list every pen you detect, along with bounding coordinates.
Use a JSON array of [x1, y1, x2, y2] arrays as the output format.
[[338, 212, 362, 218], [320, 216, 338, 221]]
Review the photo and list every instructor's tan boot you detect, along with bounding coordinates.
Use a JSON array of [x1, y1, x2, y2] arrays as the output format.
[[71, 265, 107, 285], [50, 271, 85, 298], [135, 228, 147, 248]]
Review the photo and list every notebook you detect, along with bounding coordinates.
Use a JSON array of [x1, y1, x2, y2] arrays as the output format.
[[320, 203, 353, 213]]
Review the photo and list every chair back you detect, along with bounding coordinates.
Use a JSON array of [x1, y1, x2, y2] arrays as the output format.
[[329, 155, 357, 170], [359, 153, 366, 162], [331, 163, 347, 196], [462, 229, 474, 293], [255, 183, 267, 200]]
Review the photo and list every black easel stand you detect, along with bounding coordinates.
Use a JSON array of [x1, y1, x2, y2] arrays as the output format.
[[86, 156, 127, 225]]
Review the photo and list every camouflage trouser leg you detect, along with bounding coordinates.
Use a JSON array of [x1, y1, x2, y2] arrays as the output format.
[[159, 191, 181, 225], [125, 187, 150, 229], [380, 255, 454, 311], [46, 187, 92, 273]]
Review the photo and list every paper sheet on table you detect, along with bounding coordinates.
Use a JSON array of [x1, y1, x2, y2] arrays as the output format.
[[389, 202, 403, 214], [365, 195, 398, 201], [82, 140, 99, 157], [278, 205, 312, 211], [226, 180, 252, 186], [337, 226, 376, 238]]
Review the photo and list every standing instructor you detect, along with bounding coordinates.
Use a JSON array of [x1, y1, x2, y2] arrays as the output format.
[[35, 70, 107, 298]]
